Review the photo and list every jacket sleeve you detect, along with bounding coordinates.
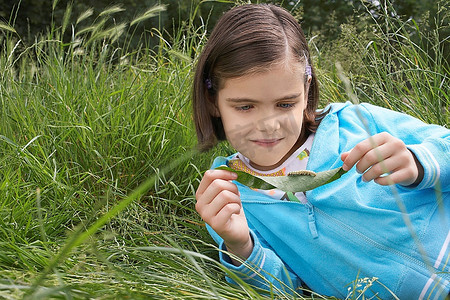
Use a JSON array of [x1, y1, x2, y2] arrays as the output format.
[[206, 224, 304, 295], [358, 103, 450, 192], [207, 156, 305, 295]]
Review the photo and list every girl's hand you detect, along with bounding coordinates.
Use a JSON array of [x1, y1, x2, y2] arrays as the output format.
[[195, 169, 253, 264], [341, 132, 424, 186]]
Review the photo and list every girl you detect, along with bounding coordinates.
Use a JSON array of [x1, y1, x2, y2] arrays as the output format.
[[192, 4, 449, 299]]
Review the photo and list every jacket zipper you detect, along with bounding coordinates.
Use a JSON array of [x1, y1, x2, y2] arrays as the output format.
[[280, 192, 319, 239], [305, 201, 319, 239]]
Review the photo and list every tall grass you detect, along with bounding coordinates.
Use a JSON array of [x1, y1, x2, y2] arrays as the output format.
[[314, 0, 449, 126], [0, 3, 250, 299], [0, 1, 448, 299]]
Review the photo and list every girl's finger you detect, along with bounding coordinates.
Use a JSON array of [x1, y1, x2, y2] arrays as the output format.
[[200, 189, 241, 221], [196, 169, 237, 198], [374, 168, 416, 186], [360, 155, 402, 182], [199, 178, 239, 207], [208, 202, 242, 229], [355, 143, 396, 174], [340, 151, 350, 164], [342, 133, 387, 171]]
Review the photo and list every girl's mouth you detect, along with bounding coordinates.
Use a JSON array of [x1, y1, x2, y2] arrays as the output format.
[[251, 138, 283, 147]]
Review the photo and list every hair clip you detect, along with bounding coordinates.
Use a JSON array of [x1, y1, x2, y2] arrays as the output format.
[[205, 79, 212, 90], [305, 65, 312, 77], [303, 53, 312, 77]]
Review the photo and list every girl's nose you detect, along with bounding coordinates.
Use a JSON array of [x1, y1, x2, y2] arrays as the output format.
[[255, 114, 281, 133]]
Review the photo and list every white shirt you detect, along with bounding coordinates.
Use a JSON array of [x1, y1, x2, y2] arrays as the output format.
[[228, 134, 314, 203]]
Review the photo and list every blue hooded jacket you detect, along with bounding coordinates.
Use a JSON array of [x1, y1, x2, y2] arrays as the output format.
[[207, 102, 449, 299]]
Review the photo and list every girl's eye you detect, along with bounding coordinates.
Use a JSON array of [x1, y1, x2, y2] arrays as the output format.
[[278, 103, 295, 109], [236, 105, 253, 111]]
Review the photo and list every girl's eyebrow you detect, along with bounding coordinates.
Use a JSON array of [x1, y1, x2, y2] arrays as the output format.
[[226, 93, 302, 103]]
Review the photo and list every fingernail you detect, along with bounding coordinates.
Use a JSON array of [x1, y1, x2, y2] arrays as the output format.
[[356, 168, 363, 174], [230, 172, 238, 179], [342, 164, 348, 171]]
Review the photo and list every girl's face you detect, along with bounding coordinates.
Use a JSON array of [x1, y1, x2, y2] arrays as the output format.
[[216, 61, 310, 170]]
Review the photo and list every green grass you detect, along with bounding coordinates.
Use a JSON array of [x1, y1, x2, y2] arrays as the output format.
[[314, 0, 449, 126], [0, 1, 448, 299]]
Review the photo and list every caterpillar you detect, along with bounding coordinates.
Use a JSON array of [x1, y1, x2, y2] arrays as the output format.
[[287, 170, 317, 177]]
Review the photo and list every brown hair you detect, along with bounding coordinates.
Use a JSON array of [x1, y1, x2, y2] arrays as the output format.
[[192, 4, 326, 151]]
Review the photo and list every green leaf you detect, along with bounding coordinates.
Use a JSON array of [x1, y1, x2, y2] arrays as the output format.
[[215, 166, 276, 190], [216, 166, 346, 192]]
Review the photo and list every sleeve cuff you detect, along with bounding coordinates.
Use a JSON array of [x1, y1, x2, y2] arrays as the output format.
[[218, 230, 267, 280], [406, 143, 441, 190]]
